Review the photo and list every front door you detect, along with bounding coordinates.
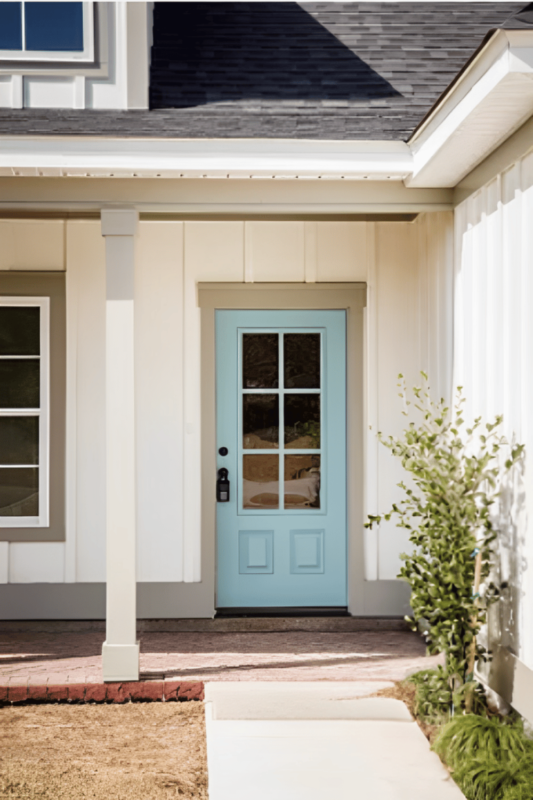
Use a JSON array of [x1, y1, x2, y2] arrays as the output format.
[[215, 310, 347, 609]]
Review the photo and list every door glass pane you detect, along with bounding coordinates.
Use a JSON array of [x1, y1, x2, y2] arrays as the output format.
[[243, 394, 279, 449], [284, 333, 320, 389], [0, 417, 39, 465], [243, 454, 279, 509], [284, 394, 320, 449], [284, 455, 320, 509], [0, 467, 38, 516], [243, 333, 278, 389], [0, 307, 40, 355], [0, 360, 40, 408]]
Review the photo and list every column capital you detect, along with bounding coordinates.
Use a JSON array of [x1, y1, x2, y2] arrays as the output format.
[[101, 208, 139, 237]]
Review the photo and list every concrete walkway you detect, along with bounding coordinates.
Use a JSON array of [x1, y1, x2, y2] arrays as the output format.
[[205, 682, 465, 800]]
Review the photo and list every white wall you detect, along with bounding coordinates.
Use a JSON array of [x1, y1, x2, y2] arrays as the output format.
[[0, 215, 454, 593], [0, 3, 151, 111], [455, 155, 533, 675]]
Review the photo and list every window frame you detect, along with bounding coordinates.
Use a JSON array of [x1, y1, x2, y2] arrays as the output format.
[[0, 296, 50, 528], [0, 2, 94, 63]]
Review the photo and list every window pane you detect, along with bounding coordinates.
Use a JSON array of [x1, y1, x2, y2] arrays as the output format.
[[284, 455, 320, 509], [284, 333, 320, 389], [243, 333, 278, 389], [284, 394, 320, 449], [25, 2, 83, 52], [243, 394, 278, 449], [0, 467, 38, 517], [0, 2, 22, 49], [0, 360, 40, 408], [0, 306, 40, 355], [243, 454, 279, 509], [0, 417, 38, 465]]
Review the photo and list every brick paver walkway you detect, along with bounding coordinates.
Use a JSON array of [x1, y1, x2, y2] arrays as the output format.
[[0, 628, 442, 686]]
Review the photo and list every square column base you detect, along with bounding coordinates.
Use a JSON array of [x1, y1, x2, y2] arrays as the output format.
[[102, 642, 140, 682]]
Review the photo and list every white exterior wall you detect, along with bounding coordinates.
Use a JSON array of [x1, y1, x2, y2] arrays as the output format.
[[0, 214, 454, 594], [455, 154, 533, 677], [0, 3, 151, 111]]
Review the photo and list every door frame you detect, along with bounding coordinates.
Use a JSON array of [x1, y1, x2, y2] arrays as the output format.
[[199, 283, 365, 613]]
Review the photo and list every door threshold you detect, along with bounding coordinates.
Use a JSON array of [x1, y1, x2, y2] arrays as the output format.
[[215, 607, 349, 618]]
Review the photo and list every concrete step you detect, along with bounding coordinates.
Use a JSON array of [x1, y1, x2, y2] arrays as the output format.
[[0, 616, 410, 634]]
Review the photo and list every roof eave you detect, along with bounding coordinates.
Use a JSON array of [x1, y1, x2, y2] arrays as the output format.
[[407, 29, 533, 189]]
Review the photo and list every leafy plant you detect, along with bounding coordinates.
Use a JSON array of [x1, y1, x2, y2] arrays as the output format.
[[407, 667, 488, 722], [433, 715, 533, 800], [365, 374, 524, 696]]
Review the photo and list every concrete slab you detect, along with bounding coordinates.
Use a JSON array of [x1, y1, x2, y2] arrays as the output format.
[[206, 680, 408, 720], [205, 682, 465, 800]]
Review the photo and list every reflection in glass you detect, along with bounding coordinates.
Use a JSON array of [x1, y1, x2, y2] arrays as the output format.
[[284, 394, 320, 449], [0, 307, 40, 356], [243, 454, 279, 509], [243, 333, 278, 389], [284, 333, 320, 389], [243, 394, 279, 449], [0, 360, 40, 408], [0, 467, 39, 516], [0, 417, 39, 465], [284, 455, 320, 509]]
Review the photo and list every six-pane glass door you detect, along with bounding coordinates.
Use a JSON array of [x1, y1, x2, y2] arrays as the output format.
[[240, 330, 322, 513]]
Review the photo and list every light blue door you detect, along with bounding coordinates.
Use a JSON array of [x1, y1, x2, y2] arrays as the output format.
[[216, 310, 347, 609]]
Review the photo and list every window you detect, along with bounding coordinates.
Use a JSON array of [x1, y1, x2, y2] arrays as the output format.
[[0, 298, 49, 527], [0, 2, 94, 62]]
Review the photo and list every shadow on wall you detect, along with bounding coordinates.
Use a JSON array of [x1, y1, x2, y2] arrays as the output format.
[[149, 2, 401, 109], [478, 454, 527, 707]]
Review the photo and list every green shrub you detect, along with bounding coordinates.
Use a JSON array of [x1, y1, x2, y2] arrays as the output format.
[[433, 714, 533, 800], [365, 374, 524, 697], [407, 668, 487, 722]]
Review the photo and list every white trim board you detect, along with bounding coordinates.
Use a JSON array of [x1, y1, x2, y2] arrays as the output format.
[[409, 30, 533, 188], [0, 138, 413, 180]]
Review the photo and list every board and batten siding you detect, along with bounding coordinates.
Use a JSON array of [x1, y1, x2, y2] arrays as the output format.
[[455, 154, 533, 678], [0, 214, 453, 598]]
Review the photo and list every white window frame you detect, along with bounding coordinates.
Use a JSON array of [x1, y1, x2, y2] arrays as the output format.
[[0, 2, 94, 63], [0, 297, 50, 528]]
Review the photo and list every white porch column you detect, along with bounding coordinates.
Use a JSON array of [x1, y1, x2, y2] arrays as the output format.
[[101, 208, 139, 682]]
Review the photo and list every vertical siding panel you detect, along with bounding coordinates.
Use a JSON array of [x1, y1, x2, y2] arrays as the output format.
[[456, 151, 533, 675], [417, 214, 429, 378], [69, 222, 107, 584], [183, 223, 245, 582], [520, 152, 533, 669], [375, 222, 418, 579], [0, 542, 8, 583], [136, 222, 184, 583], [364, 222, 378, 580], [485, 179, 499, 422]]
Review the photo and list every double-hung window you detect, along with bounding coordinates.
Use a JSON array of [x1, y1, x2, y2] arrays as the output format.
[[0, 2, 93, 62], [0, 298, 49, 527]]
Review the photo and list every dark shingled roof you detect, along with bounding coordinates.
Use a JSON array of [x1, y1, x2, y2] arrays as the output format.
[[1, 2, 533, 140]]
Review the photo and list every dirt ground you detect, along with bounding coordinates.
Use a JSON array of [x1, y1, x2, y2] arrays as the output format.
[[0, 702, 208, 799]]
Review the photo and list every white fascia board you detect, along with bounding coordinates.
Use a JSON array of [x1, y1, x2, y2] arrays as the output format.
[[0, 137, 412, 180], [408, 30, 533, 188]]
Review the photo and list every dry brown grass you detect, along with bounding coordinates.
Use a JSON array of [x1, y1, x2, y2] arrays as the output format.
[[0, 702, 208, 799]]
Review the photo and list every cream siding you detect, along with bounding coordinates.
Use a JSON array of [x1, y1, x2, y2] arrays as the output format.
[[455, 153, 533, 676], [0, 215, 453, 600]]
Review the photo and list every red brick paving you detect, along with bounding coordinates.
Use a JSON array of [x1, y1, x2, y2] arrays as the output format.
[[1, 680, 204, 704], [0, 629, 442, 686]]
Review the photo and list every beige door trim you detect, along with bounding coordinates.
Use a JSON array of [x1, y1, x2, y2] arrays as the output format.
[[199, 282, 366, 612]]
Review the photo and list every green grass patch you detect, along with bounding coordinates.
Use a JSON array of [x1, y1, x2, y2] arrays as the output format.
[[404, 670, 533, 800]]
